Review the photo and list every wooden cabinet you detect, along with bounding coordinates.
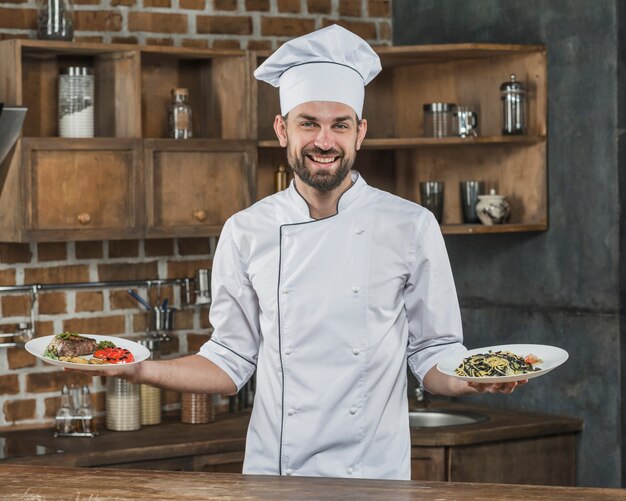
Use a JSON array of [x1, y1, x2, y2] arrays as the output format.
[[411, 433, 577, 485], [100, 451, 244, 473], [0, 39, 255, 242], [255, 44, 548, 234]]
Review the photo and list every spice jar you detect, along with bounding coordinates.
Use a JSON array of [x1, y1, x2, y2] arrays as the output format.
[[274, 164, 289, 192], [500, 74, 526, 135], [138, 337, 162, 426], [106, 377, 141, 431], [181, 393, 214, 424], [168, 88, 193, 139], [58, 67, 94, 138], [37, 0, 74, 41]]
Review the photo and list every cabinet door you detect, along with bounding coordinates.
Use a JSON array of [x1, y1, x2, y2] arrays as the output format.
[[22, 138, 143, 241], [192, 451, 244, 473], [411, 446, 447, 481], [144, 139, 256, 238]]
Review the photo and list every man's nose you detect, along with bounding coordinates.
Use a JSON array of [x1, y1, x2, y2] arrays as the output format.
[[314, 127, 335, 151]]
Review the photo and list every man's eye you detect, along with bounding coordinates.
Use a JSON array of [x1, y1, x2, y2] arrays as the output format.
[[300, 121, 316, 128], [334, 123, 349, 129]]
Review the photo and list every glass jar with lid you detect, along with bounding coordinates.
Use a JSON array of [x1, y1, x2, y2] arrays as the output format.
[[37, 0, 74, 41], [106, 377, 141, 431], [168, 88, 193, 139], [500, 73, 526, 135], [138, 337, 162, 426]]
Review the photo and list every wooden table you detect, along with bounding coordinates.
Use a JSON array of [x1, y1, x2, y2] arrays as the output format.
[[1, 464, 624, 500]]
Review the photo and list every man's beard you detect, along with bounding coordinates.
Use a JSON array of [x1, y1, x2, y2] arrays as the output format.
[[287, 143, 356, 192]]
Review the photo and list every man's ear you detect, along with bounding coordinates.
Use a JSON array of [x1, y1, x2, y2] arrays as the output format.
[[274, 115, 288, 147], [356, 118, 367, 151]]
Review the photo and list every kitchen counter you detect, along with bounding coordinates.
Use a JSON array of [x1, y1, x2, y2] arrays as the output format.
[[1, 464, 623, 500], [0, 401, 582, 468]]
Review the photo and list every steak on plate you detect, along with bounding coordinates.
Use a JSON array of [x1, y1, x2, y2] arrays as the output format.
[[46, 333, 98, 357]]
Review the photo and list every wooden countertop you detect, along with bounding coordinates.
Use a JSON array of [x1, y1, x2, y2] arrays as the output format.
[[1, 464, 623, 500], [0, 402, 582, 467]]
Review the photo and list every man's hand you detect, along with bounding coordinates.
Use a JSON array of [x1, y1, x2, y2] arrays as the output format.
[[467, 380, 528, 394], [423, 365, 528, 396]]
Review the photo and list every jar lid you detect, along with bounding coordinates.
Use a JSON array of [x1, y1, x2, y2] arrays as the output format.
[[500, 73, 525, 92], [172, 88, 189, 96], [60, 67, 93, 76], [423, 102, 457, 112]]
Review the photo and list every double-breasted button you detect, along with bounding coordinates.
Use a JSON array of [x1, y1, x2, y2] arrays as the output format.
[[352, 348, 360, 356], [282, 287, 290, 294], [285, 468, 294, 476], [349, 407, 357, 415], [352, 286, 360, 293], [287, 408, 295, 416], [285, 348, 292, 355], [346, 467, 354, 475], [355, 228, 364, 235]]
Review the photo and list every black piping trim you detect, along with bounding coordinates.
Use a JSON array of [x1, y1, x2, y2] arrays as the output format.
[[292, 172, 360, 220], [279, 60, 364, 81], [209, 338, 257, 367], [407, 340, 460, 359]]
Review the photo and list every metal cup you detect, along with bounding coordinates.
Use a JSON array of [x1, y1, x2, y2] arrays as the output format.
[[419, 181, 445, 224], [149, 306, 176, 332], [194, 269, 211, 305], [454, 106, 479, 138], [460, 180, 485, 223]]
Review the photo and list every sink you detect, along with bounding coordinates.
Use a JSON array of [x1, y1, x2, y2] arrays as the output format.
[[409, 409, 488, 428]]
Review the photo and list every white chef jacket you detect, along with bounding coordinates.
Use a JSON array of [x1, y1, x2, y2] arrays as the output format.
[[198, 170, 466, 480]]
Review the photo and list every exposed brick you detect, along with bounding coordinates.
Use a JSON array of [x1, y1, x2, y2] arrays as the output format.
[[76, 291, 104, 312], [200, 308, 210, 329], [98, 261, 158, 281], [34, 320, 55, 337], [0, 374, 19, 395], [147, 285, 174, 307], [144, 0, 171, 6], [111, 36, 139, 44], [182, 38, 209, 49], [0, 243, 32, 264], [0, 8, 36, 29], [24, 265, 90, 284], [75, 35, 105, 43], [307, 0, 331, 14], [368, 0, 390, 17], [74, 0, 101, 5], [196, 15, 252, 35], [246, 0, 270, 11], [128, 12, 188, 34], [322, 19, 377, 40], [247, 39, 273, 51], [167, 259, 211, 279], [0, 33, 29, 40], [2, 0, 28, 3], [44, 396, 59, 418], [174, 308, 193, 330], [212, 39, 242, 49], [8, 345, 36, 369], [378, 19, 391, 40], [0, 269, 16, 285], [110, 289, 142, 310], [180, 0, 205, 9], [339, 0, 362, 17], [111, 0, 135, 5], [214, 0, 237, 10], [178, 238, 210, 256], [261, 16, 315, 37], [39, 292, 67, 315], [1, 295, 30, 317], [160, 335, 179, 355], [144, 240, 174, 257], [37, 242, 67, 262], [145, 37, 175, 46], [62, 315, 126, 336], [187, 332, 211, 352], [132, 312, 148, 332], [75, 241, 103, 260], [74, 11, 123, 31], [109, 240, 139, 258], [4, 399, 36, 422], [26, 371, 91, 393], [277, 0, 301, 13]]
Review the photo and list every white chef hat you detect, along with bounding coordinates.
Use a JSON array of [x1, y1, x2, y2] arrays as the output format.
[[254, 24, 382, 118]]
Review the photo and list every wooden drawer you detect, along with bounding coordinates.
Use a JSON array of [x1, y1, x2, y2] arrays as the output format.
[[144, 139, 256, 238], [22, 137, 143, 241], [411, 446, 446, 481]]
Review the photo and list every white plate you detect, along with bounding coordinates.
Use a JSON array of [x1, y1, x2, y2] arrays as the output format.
[[25, 334, 150, 371], [437, 344, 569, 383]]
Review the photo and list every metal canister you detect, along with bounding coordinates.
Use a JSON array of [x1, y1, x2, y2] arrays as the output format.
[[423, 103, 456, 138], [500, 74, 526, 135]]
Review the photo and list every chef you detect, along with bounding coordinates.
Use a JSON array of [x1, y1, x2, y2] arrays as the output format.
[[74, 24, 523, 480]]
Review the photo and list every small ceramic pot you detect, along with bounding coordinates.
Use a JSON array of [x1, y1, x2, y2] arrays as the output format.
[[476, 189, 511, 225]]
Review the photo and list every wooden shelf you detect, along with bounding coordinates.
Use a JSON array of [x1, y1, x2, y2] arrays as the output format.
[[441, 223, 548, 235]]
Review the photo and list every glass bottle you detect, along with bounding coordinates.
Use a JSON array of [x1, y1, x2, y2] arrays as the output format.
[[168, 88, 193, 139], [274, 164, 289, 192], [139, 337, 162, 426], [36, 0, 74, 41], [76, 385, 96, 434], [58, 67, 95, 138], [55, 384, 74, 434]]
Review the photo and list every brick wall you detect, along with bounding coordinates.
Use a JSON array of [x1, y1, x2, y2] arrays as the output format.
[[0, 0, 392, 49], [0, 0, 391, 429]]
